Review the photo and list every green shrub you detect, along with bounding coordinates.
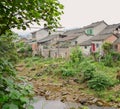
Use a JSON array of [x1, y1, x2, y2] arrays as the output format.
[[61, 68, 75, 77], [19, 47, 25, 53], [111, 52, 120, 61], [81, 61, 95, 81], [70, 46, 83, 63], [103, 54, 113, 67], [88, 73, 112, 91], [0, 59, 34, 109], [102, 42, 112, 54]]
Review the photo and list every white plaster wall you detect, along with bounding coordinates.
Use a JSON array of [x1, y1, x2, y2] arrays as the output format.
[[36, 30, 49, 41], [80, 46, 91, 55], [76, 34, 93, 44], [92, 41, 103, 52]]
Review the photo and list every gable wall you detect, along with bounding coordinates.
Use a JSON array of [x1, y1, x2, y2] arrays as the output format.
[[93, 22, 107, 35]]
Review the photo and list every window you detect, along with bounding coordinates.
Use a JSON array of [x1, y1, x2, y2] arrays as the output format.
[[96, 43, 99, 48], [75, 41, 78, 45], [85, 28, 93, 35], [84, 46, 87, 49]]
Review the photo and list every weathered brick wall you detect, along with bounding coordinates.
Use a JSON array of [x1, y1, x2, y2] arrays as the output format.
[[104, 35, 117, 43]]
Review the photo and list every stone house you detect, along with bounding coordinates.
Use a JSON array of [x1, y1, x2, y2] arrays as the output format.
[[62, 21, 107, 46], [80, 23, 120, 55], [31, 28, 64, 56], [58, 21, 107, 56], [42, 20, 108, 57]]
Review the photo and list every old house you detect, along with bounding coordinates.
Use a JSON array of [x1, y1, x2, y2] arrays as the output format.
[[59, 21, 107, 56], [38, 21, 107, 57], [62, 21, 107, 46], [31, 28, 64, 56], [80, 23, 120, 55]]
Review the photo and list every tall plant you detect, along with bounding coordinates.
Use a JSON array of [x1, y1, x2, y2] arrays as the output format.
[[70, 46, 83, 63]]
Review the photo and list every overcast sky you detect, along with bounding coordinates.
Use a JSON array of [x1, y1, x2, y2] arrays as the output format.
[[13, 0, 120, 36]]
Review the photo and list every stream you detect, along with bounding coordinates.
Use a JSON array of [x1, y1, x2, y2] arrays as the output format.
[[33, 97, 117, 109]]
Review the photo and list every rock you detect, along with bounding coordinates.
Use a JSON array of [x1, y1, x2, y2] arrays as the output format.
[[117, 103, 120, 108], [30, 67, 36, 71], [96, 100, 104, 106], [34, 89, 39, 94], [78, 98, 88, 105], [92, 98, 98, 103], [73, 78, 80, 83], [41, 79, 45, 81], [61, 92, 69, 96], [36, 73, 42, 76], [39, 89, 46, 96], [45, 90, 51, 96], [61, 96, 66, 102], [68, 79, 77, 85]]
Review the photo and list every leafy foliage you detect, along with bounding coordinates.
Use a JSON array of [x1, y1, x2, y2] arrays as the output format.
[[0, 32, 18, 63], [0, 0, 64, 108], [17, 41, 32, 57], [88, 73, 112, 91], [0, 59, 34, 109], [102, 42, 112, 54], [0, 0, 64, 35], [103, 54, 113, 67], [61, 68, 75, 77], [80, 61, 95, 82], [70, 46, 83, 63]]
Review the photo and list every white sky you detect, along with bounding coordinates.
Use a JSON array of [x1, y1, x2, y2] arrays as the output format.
[[13, 0, 120, 36]]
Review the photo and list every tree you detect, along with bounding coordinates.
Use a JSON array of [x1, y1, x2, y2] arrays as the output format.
[[0, 0, 64, 35], [0, 0, 64, 108]]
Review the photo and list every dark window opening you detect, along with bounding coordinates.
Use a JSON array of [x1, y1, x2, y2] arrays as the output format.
[[75, 41, 78, 45], [96, 43, 99, 48], [84, 46, 87, 49]]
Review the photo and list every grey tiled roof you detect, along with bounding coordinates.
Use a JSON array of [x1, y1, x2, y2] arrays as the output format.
[[91, 33, 114, 41], [64, 20, 106, 35], [38, 34, 59, 43], [58, 34, 79, 42], [61, 21, 106, 43], [82, 20, 106, 29], [79, 39, 92, 46], [63, 28, 82, 35], [91, 23, 120, 41], [100, 23, 120, 35]]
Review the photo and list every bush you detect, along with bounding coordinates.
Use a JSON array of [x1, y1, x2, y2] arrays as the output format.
[[70, 46, 83, 63], [103, 54, 113, 67], [81, 61, 95, 82], [0, 59, 34, 109], [61, 68, 75, 77], [19, 47, 25, 53], [102, 42, 112, 54], [88, 73, 112, 91], [111, 52, 120, 61]]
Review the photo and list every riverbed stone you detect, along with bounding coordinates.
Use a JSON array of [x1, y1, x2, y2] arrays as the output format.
[[96, 100, 104, 106], [92, 98, 98, 103], [78, 98, 88, 105]]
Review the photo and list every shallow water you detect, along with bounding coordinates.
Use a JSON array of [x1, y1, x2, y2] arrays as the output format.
[[33, 97, 116, 109]]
